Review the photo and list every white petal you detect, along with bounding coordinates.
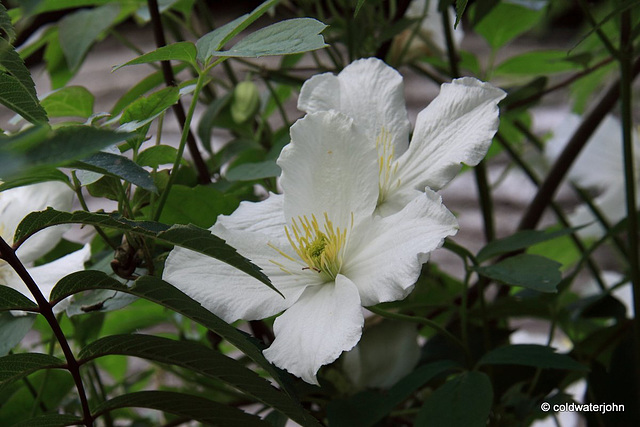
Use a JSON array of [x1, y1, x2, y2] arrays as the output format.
[[298, 58, 412, 157], [343, 189, 458, 306], [216, 193, 285, 239], [25, 244, 91, 312], [279, 111, 379, 229], [163, 223, 322, 323], [569, 183, 628, 239], [395, 78, 506, 198], [0, 182, 75, 264], [263, 275, 364, 384]]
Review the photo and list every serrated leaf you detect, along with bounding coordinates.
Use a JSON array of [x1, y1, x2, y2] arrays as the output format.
[[113, 41, 197, 71], [196, 0, 278, 65], [0, 285, 38, 312], [40, 85, 94, 118], [73, 151, 157, 193], [209, 18, 327, 58], [0, 4, 15, 43], [119, 86, 180, 132], [478, 344, 587, 371], [476, 227, 582, 262], [416, 371, 492, 427], [13, 209, 272, 288], [10, 414, 83, 427], [473, 254, 562, 292], [79, 334, 318, 426], [92, 390, 267, 426], [58, 4, 120, 70], [226, 160, 281, 181], [0, 39, 47, 124], [0, 313, 36, 355], [0, 353, 65, 391], [475, 2, 544, 49]]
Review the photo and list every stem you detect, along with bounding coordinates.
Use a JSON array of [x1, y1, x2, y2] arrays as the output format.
[[147, 0, 210, 185], [0, 237, 93, 426]]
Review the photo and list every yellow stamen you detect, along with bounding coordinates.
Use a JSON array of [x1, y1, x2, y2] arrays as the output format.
[[376, 127, 401, 205]]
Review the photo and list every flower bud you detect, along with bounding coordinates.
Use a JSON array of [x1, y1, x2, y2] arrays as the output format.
[[230, 81, 260, 124]]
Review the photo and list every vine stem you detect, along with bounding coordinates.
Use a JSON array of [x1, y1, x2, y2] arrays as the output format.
[[0, 237, 93, 426]]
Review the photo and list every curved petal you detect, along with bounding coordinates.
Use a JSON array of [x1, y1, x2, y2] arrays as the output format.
[[298, 58, 412, 157], [0, 182, 75, 264], [263, 275, 364, 384], [343, 189, 458, 306], [163, 224, 323, 323], [279, 111, 379, 229], [23, 244, 91, 312], [215, 193, 285, 239], [395, 78, 505, 198]]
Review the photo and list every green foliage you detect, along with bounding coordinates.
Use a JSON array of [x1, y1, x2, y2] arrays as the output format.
[[478, 344, 587, 370], [40, 86, 94, 119], [474, 2, 545, 49], [473, 254, 562, 293]]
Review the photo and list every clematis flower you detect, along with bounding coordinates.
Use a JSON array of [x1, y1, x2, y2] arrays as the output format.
[[389, 0, 464, 65], [0, 182, 91, 312], [544, 114, 640, 238], [298, 57, 506, 217], [163, 111, 458, 384]]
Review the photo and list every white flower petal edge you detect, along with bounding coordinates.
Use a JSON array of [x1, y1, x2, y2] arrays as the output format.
[[216, 192, 286, 239], [344, 188, 458, 306], [0, 182, 74, 264], [263, 274, 363, 385]]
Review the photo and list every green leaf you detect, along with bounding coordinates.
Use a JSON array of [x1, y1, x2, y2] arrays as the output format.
[[476, 227, 582, 262], [455, 0, 469, 27], [479, 344, 587, 371], [327, 360, 457, 427], [197, 93, 232, 154], [137, 145, 180, 168], [416, 371, 492, 427], [472, 254, 562, 293], [0, 126, 132, 180], [79, 334, 318, 426], [474, 2, 544, 49], [73, 152, 157, 193], [226, 160, 281, 181], [10, 414, 83, 427], [496, 50, 582, 75], [119, 86, 180, 132], [156, 184, 239, 228], [209, 18, 327, 58], [14, 209, 272, 288], [0, 285, 39, 312], [195, 0, 278, 65], [0, 353, 65, 391], [40, 86, 94, 118], [0, 3, 15, 43], [113, 41, 197, 71], [92, 390, 267, 426], [0, 313, 36, 355], [0, 39, 47, 124], [58, 4, 120, 70]]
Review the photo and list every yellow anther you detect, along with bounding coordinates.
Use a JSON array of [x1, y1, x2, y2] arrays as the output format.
[[376, 127, 401, 205]]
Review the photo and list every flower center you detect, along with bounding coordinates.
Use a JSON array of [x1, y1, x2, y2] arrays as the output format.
[[269, 213, 351, 280], [376, 128, 401, 206]]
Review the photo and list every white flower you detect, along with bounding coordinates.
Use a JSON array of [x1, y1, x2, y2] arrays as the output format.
[[163, 111, 458, 384], [544, 114, 640, 238], [0, 182, 91, 312], [298, 57, 506, 216], [389, 0, 464, 64]]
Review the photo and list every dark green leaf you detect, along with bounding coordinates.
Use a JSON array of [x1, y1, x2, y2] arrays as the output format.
[[156, 184, 238, 228], [0, 39, 47, 124], [0, 313, 36, 355], [92, 390, 267, 426], [73, 152, 157, 193], [119, 86, 180, 132], [0, 286, 38, 312], [209, 19, 327, 58], [455, 0, 469, 27], [478, 344, 587, 371], [416, 371, 492, 427], [0, 353, 65, 391], [14, 209, 271, 288], [473, 254, 562, 293], [197, 93, 232, 154], [0, 126, 132, 180], [10, 414, 83, 427], [476, 227, 582, 262], [40, 85, 94, 118], [327, 360, 457, 427], [226, 160, 281, 181], [474, 2, 544, 49], [113, 41, 198, 71], [79, 334, 318, 426], [0, 3, 15, 43], [58, 4, 120, 70], [496, 50, 581, 75]]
